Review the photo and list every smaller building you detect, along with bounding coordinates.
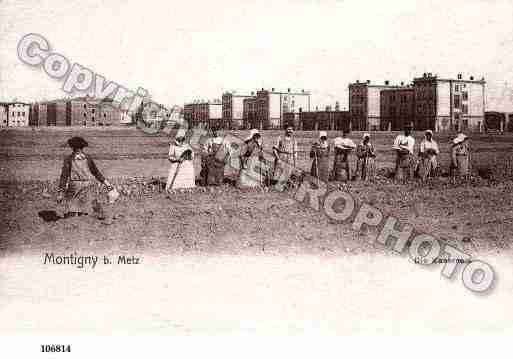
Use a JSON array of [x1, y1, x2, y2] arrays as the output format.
[[485, 111, 513, 132], [0, 104, 8, 127], [283, 110, 350, 131], [349, 80, 401, 131], [222, 92, 253, 129], [242, 95, 258, 129], [380, 87, 415, 131], [184, 100, 222, 128], [7, 102, 30, 127]]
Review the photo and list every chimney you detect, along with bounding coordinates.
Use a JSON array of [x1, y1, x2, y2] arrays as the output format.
[[366, 80, 370, 84], [385, 80, 390, 85], [287, 88, 291, 92], [356, 80, 360, 84], [423, 73, 427, 78], [457, 74, 462, 80], [271, 88, 275, 92], [470, 76, 474, 81]]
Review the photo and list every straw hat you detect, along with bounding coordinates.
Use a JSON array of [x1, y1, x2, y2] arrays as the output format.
[[176, 128, 187, 139], [363, 133, 370, 139], [246, 129, 260, 141], [319, 130, 328, 138], [425, 129, 433, 136], [453, 133, 467, 144], [333, 137, 344, 148]]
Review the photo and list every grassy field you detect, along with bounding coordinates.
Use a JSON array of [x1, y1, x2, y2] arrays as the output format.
[[1, 126, 513, 181]]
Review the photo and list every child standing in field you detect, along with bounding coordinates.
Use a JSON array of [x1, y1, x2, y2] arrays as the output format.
[[57, 136, 114, 224]]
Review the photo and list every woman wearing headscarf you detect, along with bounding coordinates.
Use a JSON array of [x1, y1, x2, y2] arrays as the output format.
[[166, 128, 195, 191], [332, 129, 356, 182], [418, 130, 439, 181], [355, 133, 376, 181], [310, 131, 331, 183], [238, 129, 265, 189], [451, 133, 471, 180], [57, 136, 113, 223]]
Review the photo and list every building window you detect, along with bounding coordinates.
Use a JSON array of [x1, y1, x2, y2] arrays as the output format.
[[92, 109, 95, 114], [84, 104, 87, 109], [462, 92, 468, 101], [454, 95, 461, 109], [462, 104, 468, 114]]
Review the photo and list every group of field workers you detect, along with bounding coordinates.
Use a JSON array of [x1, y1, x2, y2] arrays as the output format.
[[309, 122, 471, 184], [56, 125, 472, 223], [164, 123, 472, 191]]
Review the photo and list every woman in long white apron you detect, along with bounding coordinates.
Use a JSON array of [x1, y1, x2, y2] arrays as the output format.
[[166, 131, 195, 191]]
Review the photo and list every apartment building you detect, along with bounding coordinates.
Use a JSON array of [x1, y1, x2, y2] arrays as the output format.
[[413, 73, 485, 132]]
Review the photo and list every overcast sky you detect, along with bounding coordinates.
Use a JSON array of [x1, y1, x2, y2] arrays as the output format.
[[1, 0, 512, 111]]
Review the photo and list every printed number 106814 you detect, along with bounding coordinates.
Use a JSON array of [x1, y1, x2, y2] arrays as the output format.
[[41, 345, 71, 353]]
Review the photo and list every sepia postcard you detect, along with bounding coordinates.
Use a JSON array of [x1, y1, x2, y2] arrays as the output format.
[[1, 0, 512, 357]]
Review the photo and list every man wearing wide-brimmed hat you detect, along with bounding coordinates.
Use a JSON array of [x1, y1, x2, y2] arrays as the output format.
[[332, 129, 356, 182], [451, 132, 471, 179], [57, 136, 114, 224], [418, 129, 440, 181], [310, 130, 331, 183], [392, 122, 416, 182]]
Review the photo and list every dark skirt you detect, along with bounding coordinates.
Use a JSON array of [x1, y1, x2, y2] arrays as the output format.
[[310, 156, 330, 183]]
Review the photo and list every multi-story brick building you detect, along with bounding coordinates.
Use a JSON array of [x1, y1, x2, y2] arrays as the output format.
[[183, 100, 222, 128], [413, 73, 486, 132], [222, 92, 253, 129], [31, 97, 123, 127], [349, 80, 402, 131], [380, 86, 415, 131], [284, 110, 350, 131], [7, 102, 30, 127], [242, 95, 258, 129], [251, 88, 310, 129], [0, 104, 8, 127]]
